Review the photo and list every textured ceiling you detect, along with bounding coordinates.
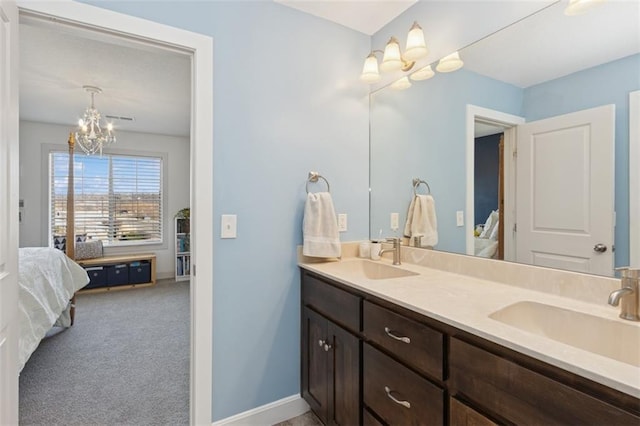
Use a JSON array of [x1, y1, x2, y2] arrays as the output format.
[[19, 17, 191, 137], [274, 0, 417, 35]]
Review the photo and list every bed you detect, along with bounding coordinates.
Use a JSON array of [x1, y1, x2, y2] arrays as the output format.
[[18, 247, 89, 371], [474, 209, 500, 259], [18, 133, 89, 372]]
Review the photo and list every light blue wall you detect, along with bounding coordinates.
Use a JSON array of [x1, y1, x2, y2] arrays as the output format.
[[524, 54, 640, 268], [370, 69, 522, 253], [79, 1, 370, 420]]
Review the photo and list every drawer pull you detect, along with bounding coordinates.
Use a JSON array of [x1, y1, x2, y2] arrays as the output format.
[[384, 386, 411, 409], [384, 327, 411, 344]]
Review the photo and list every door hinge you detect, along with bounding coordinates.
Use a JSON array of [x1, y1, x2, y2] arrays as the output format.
[[192, 264, 196, 276], [513, 223, 517, 232], [513, 149, 517, 159]]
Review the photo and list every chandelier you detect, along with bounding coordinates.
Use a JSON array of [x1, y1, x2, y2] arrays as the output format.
[[75, 85, 115, 155]]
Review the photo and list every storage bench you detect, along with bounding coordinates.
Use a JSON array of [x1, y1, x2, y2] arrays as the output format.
[[77, 253, 156, 293]]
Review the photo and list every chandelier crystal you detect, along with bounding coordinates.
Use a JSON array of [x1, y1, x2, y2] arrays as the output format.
[[75, 86, 115, 155]]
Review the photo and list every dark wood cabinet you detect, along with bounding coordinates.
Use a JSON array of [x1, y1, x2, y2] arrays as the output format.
[[302, 272, 361, 426], [300, 269, 640, 426], [449, 398, 498, 426], [363, 343, 443, 425], [449, 337, 640, 425]]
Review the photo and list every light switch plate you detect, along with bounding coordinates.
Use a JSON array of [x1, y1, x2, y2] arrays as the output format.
[[221, 214, 237, 238], [337, 214, 347, 232], [456, 210, 464, 227], [390, 212, 399, 230]]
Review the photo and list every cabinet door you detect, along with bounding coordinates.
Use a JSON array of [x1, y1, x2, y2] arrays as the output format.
[[327, 321, 360, 426], [302, 307, 329, 422], [449, 398, 497, 426]]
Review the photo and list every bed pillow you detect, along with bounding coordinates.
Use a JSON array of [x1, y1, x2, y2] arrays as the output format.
[[75, 240, 103, 260]]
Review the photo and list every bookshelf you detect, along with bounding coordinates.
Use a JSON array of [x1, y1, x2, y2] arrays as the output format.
[[175, 216, 191, 281]]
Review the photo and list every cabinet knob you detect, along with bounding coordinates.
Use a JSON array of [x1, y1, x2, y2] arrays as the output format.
[[384, 327, 411, 344], [323, 343, 332, 352], [318, 339, 325, 347], [384, 386, 411, 409]]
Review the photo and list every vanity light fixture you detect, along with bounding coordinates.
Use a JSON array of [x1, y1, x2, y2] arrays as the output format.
[[360, 21, 428, 83], [390, 76, 412, 91], [564, 0, 606, 16], [410, 64, 435, 81], [436, 51, 464, 73]]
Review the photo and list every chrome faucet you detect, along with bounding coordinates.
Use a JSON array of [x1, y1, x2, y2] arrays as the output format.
[[379, 237, 402, 265], [608, 267, 640, 321]]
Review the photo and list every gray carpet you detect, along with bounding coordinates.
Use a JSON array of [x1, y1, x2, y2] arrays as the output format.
[[19, 279, 190, 426], [273, 411, 323, 426]]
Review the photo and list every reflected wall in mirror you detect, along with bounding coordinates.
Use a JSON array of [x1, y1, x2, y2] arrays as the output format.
[[370, 1, 640, 276]]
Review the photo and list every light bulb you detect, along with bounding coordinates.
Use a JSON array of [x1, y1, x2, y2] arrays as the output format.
[[404, 22, 428, 61], [380, 37, 402, 73], [436, 51, 464, 73]]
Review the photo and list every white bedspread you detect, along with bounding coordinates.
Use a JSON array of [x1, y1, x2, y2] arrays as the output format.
[[18, 247, 89, 372]]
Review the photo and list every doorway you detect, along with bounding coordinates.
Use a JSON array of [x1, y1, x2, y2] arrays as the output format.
[[465, 105, 524, 261], [11, 1, 213, 423]]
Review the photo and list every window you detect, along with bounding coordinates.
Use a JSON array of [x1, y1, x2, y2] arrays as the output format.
[[50, 152, 163, 246]]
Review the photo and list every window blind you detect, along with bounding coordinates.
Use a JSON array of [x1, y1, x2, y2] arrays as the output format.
[[50, 152, 163, 246]]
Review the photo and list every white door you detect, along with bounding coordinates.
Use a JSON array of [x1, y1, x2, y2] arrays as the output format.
[[0, 0, 20, 423], [516, 105, 615, 275]]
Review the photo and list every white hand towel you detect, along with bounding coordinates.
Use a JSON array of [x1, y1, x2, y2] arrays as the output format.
[[404, 194, 438, 247], [303, 192, 341, 258]]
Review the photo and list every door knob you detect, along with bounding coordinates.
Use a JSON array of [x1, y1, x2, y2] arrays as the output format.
[[594, 243, 607, 253]]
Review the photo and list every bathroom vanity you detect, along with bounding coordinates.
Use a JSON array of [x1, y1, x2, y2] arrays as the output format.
[[299, 247, 640, 425]]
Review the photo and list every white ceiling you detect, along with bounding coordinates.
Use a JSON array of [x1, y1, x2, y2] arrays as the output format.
[[19, 16, 191, 137], [274, 0, 417, 35], [18, 1, 640, 137]]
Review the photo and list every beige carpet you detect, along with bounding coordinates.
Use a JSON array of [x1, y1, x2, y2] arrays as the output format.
[[19, 279, 190, 425]]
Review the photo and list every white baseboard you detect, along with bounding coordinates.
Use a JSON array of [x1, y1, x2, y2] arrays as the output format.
[[212, 395, 310, 426]]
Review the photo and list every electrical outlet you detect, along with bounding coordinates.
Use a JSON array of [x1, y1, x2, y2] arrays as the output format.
[[337, 214, 347, 232], [456, 210, 464, 227], [390, 212, 399, 230], [221, 214, 237, 238]]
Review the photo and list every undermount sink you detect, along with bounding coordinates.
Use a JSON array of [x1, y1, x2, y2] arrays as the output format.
[[489, 301, 640, 367], [321, 259, 419, 280]]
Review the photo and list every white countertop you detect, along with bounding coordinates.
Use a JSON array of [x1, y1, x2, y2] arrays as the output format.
[[299, 255, 640, 398]]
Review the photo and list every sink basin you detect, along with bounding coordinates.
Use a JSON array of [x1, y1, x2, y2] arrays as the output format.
[[320, 259, 419, 280], [489, 301, 640, 367]]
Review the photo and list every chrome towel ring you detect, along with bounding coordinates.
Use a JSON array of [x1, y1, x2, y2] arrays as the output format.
[[306, 171, 330, 194], [412, 178, 431, 196]]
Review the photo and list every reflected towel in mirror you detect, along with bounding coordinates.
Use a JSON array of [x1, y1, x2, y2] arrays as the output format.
[[404, 194, 438, 247]]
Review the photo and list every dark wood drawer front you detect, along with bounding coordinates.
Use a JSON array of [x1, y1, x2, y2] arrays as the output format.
[[302, 273, 360, 332], [363, 408, 386, 426], [450, 338, 640, 425], [363, 301, 443, 380], [449, 398, 498, 426], [364, 343, 444, 426]]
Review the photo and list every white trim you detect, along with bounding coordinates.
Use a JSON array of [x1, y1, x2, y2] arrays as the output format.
[[465, 105, 525, 257], [630, 90, 640, 267], [16, 1, 214, 424], [211, 395, 310, 426]]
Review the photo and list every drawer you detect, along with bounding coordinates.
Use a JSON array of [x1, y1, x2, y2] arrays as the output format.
[[450, 338, 640, 425], [449, 397, 498, 426], [129, 261, 151, 284], [84, 266, 107, 289], [302, 272, 360, 332], [106, 264, 129, 286], [363, 301, 443, 380], [364, 343, 444, 426], [363, 407, 385, 426]]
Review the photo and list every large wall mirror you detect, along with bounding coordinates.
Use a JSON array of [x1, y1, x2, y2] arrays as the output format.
[[370, 1, 639, 277]]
